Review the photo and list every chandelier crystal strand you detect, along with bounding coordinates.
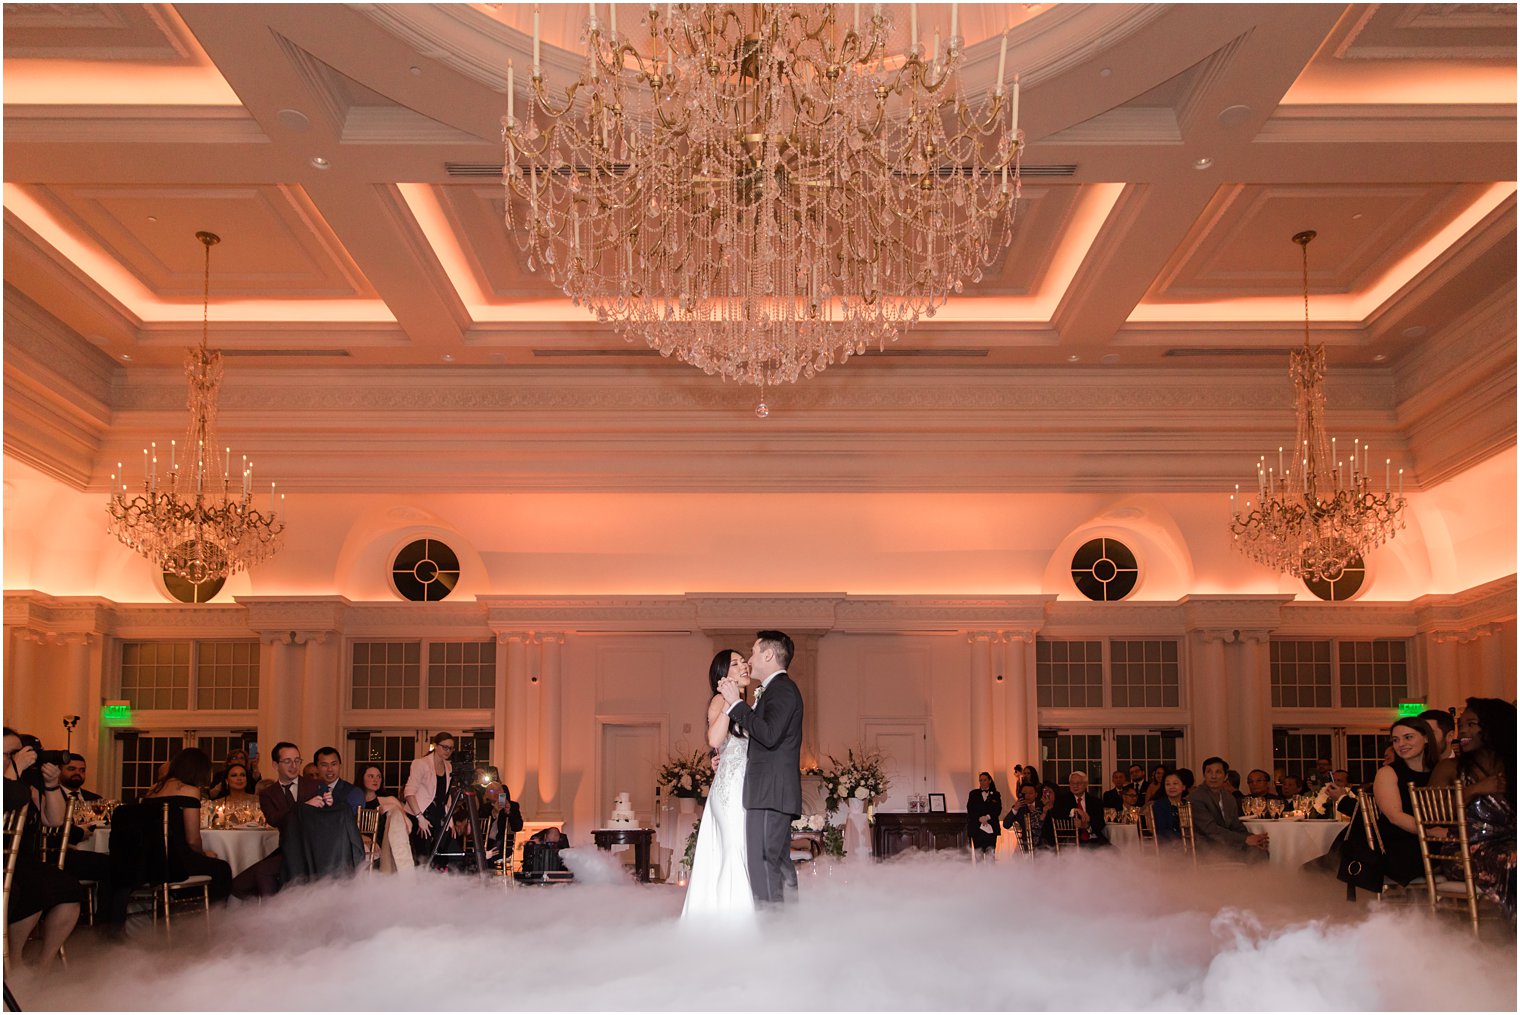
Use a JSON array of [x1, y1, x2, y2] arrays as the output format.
[[1228, 230, 1406, 582], [502, 3, 1022, 394], [106, 231, 285, 587]]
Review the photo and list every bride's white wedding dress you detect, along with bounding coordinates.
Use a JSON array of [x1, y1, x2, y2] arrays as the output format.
[[680, 732, 754, 918]]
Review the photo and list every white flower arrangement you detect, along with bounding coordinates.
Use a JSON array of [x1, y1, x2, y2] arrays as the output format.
[[658, 747, 714, 800], [808, 747, 890, 812]]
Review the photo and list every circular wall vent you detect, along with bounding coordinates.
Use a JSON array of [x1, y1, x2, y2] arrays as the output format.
[[391, 538, 460, 602], [1070, 537, 1139, 601], [1304, 553, 1366, 602]]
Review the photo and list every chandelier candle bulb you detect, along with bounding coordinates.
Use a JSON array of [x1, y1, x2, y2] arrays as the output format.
[[996, 33, 1007, 92], [532, 6, 541, 74], [1012, 75, 1020, 137], [507, 62, 514, 122], [950, 3, 957, 46], [910, 3, 917, 52]]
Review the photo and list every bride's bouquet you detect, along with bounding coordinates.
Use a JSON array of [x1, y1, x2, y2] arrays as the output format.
[[808, 747, 890, 812], [658, 747, 714, 800]]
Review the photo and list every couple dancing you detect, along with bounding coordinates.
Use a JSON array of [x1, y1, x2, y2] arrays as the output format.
[[681, 630, 803, 918]]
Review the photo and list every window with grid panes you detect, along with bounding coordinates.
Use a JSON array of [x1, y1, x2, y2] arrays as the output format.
[[1272, 729, 1333, 784], [426, 641, 496, 709], [1109, 640, 1179, 707], [1038, 731, 1103, 786], [119, 734, 183, 802], [196, 733, 256, 772], [347, 733, 416, 795], [1270, 640, 1333, 707], [1338, 640, 1408, 709], [195, 641, 260, 710], [351, 642, 422, 709], [120, 641, 191, 710], [1344, 732, 1385, 787], [1035, 640, 1103, 708], [1113, 732, 1180, 774]]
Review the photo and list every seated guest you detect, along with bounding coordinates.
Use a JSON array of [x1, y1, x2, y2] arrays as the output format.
[[1001, 783, 1040, 832], [1309, 757, 1334, 790], [1419, 708, 1455, 760], [481, 782, 524, 864], [301, 762, 319, 782], [3, 728, 83, 970], [1176, 768, 1196, 794], [1150, 771, 1188, 845], [1243, 769, 1282, 803], [217, 763, 261, 809], [1120, 786, 1140, 811], [1017, 766, 1043, 794], [1365, 716, 1440, 886], [1101, 769, 1130, 812], [1191, 757, 1268, 861], [209, 749, 259, 800], [1280, 773, 1308, 800], [1053, 771, 1108, 847], [965, 771, 1002, 854], [1430, 698, 1516, 919], [1126, 764, 1147, 798], [59, 755, 101, 802], [140, 748, 233, 903], [313, 746, 363, 812], [1226, 770, 1244, 804], [1139, 764, 1166, 804], [233, 741, 320, 897]]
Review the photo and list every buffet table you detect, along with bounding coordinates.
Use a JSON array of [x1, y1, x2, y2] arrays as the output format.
[[1241, 818, 1343, 869], [83, 826, 280, 878]]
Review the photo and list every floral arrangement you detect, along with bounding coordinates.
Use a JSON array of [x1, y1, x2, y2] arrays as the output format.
[[683, 816, 702, 869], [807, 747, 890, 812], [790, 813, 846, 858], [658, 747, 714, 800]]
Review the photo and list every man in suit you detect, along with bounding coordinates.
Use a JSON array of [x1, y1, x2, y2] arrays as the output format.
[[1053, 770, 1109, 846], [232, 740, 323, 897], [718, 629, 804, 905], [1192, 756, 1269, 861], [1100, 769, 1130, 812], [312, 746, 362, 813], [1243, 768, 1283, 803]]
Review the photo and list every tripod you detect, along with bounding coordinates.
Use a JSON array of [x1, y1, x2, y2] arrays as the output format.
[[425, 781, 490, 878]]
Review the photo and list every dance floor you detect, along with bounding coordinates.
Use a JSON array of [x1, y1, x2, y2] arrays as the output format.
[[15, 849, 1515, 1011]]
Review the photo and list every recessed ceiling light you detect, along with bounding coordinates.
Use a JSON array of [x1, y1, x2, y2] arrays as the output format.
[[1216, 104, 1252, 128], [310, 155, 331, 170], [1401, 325, 1428, 339], [1067, 354, 1081, 362], [1193, 156, 1214, 170], [276, 108, 310, 132], [1100, 353, 1120, 364], [1351, 213, 1363, 221], [1099, 67, 1112, 78], [146, 215, 157, 223], [1372, 353, 1388, 362], [410, 66, 422, 77], [441, 353, 455, 362], [120, 353, 133, 361]]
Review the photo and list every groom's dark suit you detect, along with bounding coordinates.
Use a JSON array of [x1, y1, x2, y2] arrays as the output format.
[[727, 670, 803, 904]]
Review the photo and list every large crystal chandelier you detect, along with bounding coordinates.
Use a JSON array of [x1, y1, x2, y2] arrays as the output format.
[[106, 231, 285, 588], [501, 3, 1023, 400], [1229, 230, 1406, 582]]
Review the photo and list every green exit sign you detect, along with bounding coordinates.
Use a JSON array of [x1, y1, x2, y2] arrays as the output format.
[[101, 701, 132, 726], [1398, 701, 1426, 717]]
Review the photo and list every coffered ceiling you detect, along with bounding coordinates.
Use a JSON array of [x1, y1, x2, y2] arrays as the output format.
[[3, 4, 1515, 493]]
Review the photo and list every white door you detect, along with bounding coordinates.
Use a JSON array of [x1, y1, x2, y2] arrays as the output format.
[[600, 722, 662, 827], [862, 720, 928, 812]]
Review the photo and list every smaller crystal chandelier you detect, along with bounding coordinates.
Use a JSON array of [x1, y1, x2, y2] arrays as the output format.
[[106, 231, 284, 588], [1229, 230, 1406, 582]]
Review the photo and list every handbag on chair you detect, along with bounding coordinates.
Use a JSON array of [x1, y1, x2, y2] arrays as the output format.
[[1335, 799, 1385, 893]]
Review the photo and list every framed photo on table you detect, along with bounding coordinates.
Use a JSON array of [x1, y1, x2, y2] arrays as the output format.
[[928, 793, 946, 813]]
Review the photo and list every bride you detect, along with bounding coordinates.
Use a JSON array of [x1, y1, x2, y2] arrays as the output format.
[[681, 649, 754, 918]]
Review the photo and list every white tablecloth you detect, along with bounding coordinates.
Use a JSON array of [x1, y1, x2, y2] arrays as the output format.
[[84, 826, 280, 878], [1107, 822, 1142, 853], [1242, 818, 1343, 869]]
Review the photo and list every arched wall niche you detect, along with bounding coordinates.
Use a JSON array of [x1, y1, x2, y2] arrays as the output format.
[[1042, 498, 1195, 601], [332, 503, 492, 602]]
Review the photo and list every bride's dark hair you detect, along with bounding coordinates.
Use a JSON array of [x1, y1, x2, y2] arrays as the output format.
[[708, 650, 746, 740]]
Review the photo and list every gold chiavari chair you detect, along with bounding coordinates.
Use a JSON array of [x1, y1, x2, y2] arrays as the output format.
[[1050, 817, 1080, 854], [1135, 807, 1159, 855], [1176, 801, 1198, 863], [355, 806, 381, 870], [1352, 791, 1416, 904], [3, 803, 30, 969], [52, 794, 98, 924], [1408, 783, 1482, 935], [1012, 813, 1036, 856], [124, 805, 212, 939]]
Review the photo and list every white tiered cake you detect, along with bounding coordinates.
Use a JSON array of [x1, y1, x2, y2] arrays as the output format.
[[606, 792, 638, 828]]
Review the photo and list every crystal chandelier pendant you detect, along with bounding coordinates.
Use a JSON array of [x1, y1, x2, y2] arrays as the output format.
[[1228, 230, 1407, 582], [502, 3, 1024, 396], [105, 231, 286, 590]]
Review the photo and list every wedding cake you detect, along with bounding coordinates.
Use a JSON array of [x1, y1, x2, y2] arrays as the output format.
[[606, 792, 638, 828]]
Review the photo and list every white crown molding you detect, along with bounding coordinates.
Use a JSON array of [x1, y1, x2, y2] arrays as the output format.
[[1412, 574, 1518, 637], [3, 105, 268, 145], [1258, 105, 1518, 144]]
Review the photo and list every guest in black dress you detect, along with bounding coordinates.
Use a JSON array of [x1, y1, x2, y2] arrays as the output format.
[[140, 748, 234, 903], [1372, 716, 1438, 886], [965, 772, 1002, 854], [3, 728, 83, 970]]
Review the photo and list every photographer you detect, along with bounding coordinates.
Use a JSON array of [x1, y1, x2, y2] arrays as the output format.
[[404, 732, 457, 860], [3, 728, 84, 970]]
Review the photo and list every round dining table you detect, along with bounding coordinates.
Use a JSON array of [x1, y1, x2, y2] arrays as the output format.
[[1241, 818, 1344, 869], [84, 825, 280, 878]]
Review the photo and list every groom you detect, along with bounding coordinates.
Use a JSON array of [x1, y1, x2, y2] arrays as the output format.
[[718, 629, 803, 905]]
